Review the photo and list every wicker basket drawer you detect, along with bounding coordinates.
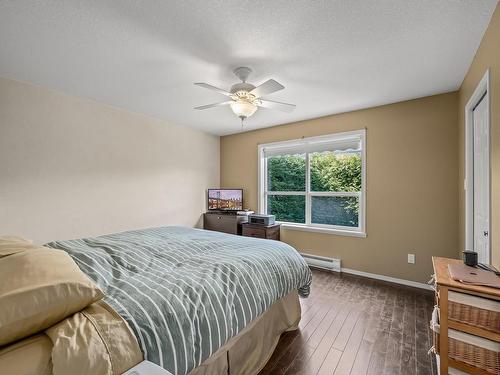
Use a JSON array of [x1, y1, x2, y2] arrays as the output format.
[[448, 291, 500, 333], [435, 354, 469, 375], [431, 307, 500, 374]]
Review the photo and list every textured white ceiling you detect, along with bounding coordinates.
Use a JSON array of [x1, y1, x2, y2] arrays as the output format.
[[0, 1, 497, 135]]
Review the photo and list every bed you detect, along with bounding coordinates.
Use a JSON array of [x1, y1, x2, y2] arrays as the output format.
[[44, 226, 312, 375]]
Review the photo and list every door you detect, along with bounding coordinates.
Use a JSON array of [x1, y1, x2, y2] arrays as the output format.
[[472, 94, 490, 264]]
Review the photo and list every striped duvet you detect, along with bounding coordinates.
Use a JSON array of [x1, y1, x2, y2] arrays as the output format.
[[46, 226, 312, 375]]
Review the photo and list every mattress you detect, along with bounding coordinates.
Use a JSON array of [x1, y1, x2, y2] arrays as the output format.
[[46, 226, 312, 375]]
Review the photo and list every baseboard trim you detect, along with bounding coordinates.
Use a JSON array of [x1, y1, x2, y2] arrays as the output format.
[[340, 267, 432, 291]]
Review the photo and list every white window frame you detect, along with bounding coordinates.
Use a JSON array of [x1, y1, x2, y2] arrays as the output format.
[[258, 129, 366, 237]]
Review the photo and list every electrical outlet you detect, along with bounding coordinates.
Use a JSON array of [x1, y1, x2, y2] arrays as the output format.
[[408, 254, 415, 264]]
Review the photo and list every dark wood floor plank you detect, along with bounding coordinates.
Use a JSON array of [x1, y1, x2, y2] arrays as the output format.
[[300, 305, 332, 341], [260, 332, 307, 375], [307, 303, 341, 348], [350, 283, 388, 375], [259, 269, 436, 375], [306, 305, 350, 374], [333, 315, 367, 375], [366, 284, 398, 375], [283, 344, 317, 375], [350, 331, 375, 375], [332, 308, 361, 351], [399, 289, 417, 375], [415, 292, 433, 375], [261, 303, 333, 374], [299, 303, 324, 330], [317, 347, 343, 375], [424, 292, 437, 374], [382, 286, 406, 375]]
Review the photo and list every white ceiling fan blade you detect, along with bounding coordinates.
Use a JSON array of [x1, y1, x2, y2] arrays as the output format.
[[258, 99, 296, 113], [249, 79, 284, 98], [194, 83, 232, 97], [194, 101, 232, 110]]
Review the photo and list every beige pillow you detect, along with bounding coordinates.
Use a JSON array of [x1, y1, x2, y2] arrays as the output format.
[[0, 236, 35, 257], [0, 333, 53, 375], [0, 245, 104, 346]]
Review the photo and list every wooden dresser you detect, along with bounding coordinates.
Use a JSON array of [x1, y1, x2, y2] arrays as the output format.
[[241, 223, 280, 240], [203, 212, 248, 235], [431, 257, 500, 375]]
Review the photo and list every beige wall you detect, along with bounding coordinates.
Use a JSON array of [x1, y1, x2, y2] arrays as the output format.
[[459, 3, 500, 269], [8, 4, 499, 281], [221, 93, 459, 283], [0, 76, 219, 244]]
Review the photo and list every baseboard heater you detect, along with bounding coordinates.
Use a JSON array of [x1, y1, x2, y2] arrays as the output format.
[[300, 252, 341, 272]]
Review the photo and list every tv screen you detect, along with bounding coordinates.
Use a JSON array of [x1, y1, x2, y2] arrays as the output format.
[[208, 189, 243, 211]]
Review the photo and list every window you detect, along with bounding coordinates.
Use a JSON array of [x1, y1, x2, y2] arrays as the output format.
[[258, 130, 366, 237]]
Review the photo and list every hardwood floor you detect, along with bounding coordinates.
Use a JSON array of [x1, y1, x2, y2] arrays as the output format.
[[259, 269, 437, 375]]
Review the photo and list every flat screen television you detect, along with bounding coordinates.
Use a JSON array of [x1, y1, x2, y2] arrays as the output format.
[[207, 188, 243, 211]]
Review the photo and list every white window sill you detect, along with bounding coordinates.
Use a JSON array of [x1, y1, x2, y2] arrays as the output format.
[[279, 223, 367, 238]]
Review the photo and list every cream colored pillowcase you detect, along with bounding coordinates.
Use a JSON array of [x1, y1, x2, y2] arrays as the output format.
[[0, 236, 35, 257], [0, 333, 53, 375], [0, 244, 104, 346]]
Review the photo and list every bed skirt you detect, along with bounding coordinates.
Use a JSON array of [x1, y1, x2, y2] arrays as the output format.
[[189, 290, 301, 375]]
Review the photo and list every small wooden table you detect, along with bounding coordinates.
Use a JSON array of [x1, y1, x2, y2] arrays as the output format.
[[432, 257, 500, 375], [241, 223, 280, 240]]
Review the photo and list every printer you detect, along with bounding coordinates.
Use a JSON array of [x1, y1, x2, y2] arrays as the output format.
[[248, 214, 275, 226]]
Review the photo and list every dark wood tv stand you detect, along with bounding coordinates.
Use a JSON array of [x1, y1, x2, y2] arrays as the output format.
[[203, 212, 248, 235]]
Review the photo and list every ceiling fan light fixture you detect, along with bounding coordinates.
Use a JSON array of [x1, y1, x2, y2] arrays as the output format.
[[230, 100, 257, 119], [194, 67, 295, 123]]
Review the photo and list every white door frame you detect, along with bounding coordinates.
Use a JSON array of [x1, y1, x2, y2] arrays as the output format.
[[464, 69, 491, 261]]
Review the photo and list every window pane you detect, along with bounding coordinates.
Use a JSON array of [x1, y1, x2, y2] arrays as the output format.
[[267, 195, 305, 223], [310, 151, 361, 192], [311, 196, 359, 227], [267, 154, 306, 191]]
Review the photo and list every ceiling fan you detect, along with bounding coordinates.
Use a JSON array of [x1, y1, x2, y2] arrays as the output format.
[[194, 67, 295, 122]]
